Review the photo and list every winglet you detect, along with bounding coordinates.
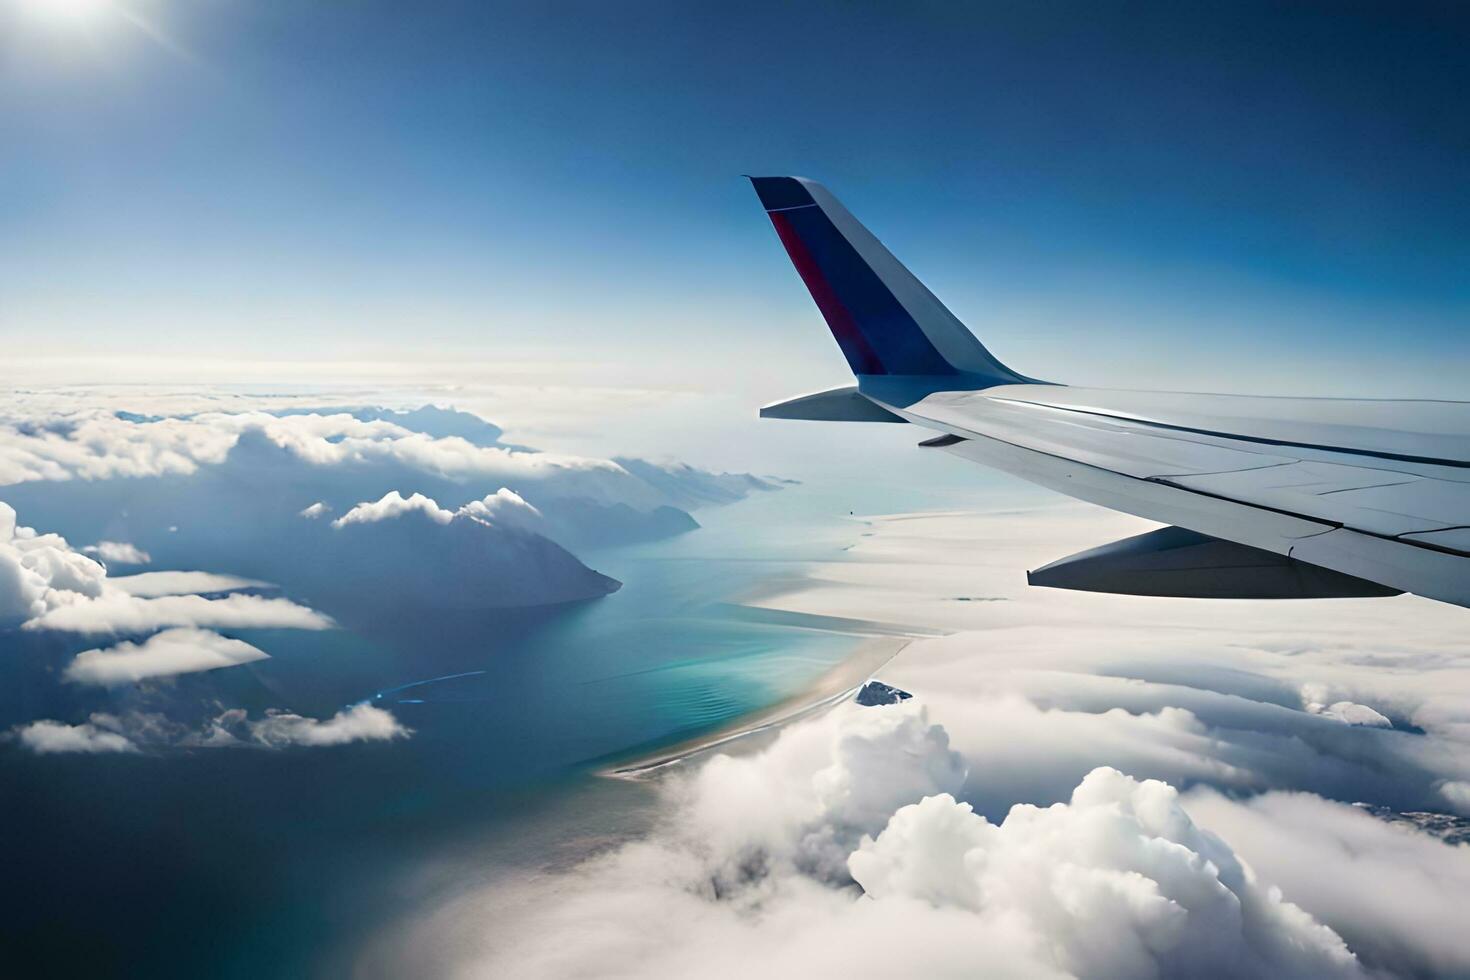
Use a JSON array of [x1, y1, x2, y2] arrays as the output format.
[[748, 176, 1034, 387]]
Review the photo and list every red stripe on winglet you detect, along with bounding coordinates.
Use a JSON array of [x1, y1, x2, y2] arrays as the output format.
[[768, 210, 887, 375]]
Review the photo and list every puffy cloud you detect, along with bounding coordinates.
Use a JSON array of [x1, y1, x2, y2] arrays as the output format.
[[62, 627, 269, 685], [1307, 701, 1393, 728], [456, 487, 544, 533], [1185, 788, 1470, 977], [332, 491, 453, 528], [1300, 684, 1392, 728], [1437, 780, 1470, 815], [0, 404, 778, 518], [851, 770, 1356, 979], [675, 700, 967, 883], [244, 703, 411, 748], [108, 571, 272, 597], [82, 540, 151, 565], [15, 716, 139, 754], [0, 409, 655, 507], [0, 501, 105, 622], [398, 705, 1361, 980], [23, 592, 334, 635], [333, 488, 544, 533], [299, 501, 331, 519], [0, 503, 326, 639]]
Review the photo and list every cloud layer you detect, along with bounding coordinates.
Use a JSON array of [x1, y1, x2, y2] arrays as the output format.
[[369, 504, 1470, 980], [399, 703, 1365, 980]]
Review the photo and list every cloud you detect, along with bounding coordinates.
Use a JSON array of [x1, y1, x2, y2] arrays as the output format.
[[13, 703, 412, 755], [62, 627, 269, 685], [15, 716, 139, 754], [332, 488, 544, 533], [108, 570, 272, 598], [82, 540, 151, 564], [1299, 684, 1392, 728], [244, 703, 411, 748], [0, 405, 778, 518], [0, 503, 328, 640], [851, 770, 1356, 979], [1440, 780, 1470, 814], [299, 501, 331, 519], [22, 592, 334, 635], [1185, 788, 1470, 977], [395, 703, 1361, 980], [0, 409, 653, 507], [1306, 700, 1392, 728], [456, 487, 544, 533], [0, 500, 106, 621], [332, 490, 453, 528]]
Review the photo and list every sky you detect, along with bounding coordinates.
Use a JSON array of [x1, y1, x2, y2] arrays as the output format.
[[3, 0, 1468, 399], [6, 6, 1470, 976]]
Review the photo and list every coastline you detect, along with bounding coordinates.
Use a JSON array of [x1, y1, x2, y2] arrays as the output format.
[[597, 506, 1084, 779], [599, 506, 1106, 778], [600, 634, 910, 777]]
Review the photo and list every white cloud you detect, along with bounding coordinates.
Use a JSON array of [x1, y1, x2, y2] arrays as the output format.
[[851, 770, 1356, 979], [63, 627, 269, 685], [0, 410, 657, 507], [0, 503, 333, 638], [13, 703, 413, 755], [0, 501, 106, 622], [245, 703, 411, 748], [108, 570, 272, 598], [1300, 684, 1392, 728], [332, 490, 453, 528], [23, 592, 333, 634], [399, 705, 1361, 980], [82, 540, 151, 565], [299, 501, 331, 519], [1186, 788, 1470, 977], [332, 488, 544, 533], [456, 487, 544, 532], [1309, 700, 1393, 728], [15, 716, 139, 754], [0, 406, 777, 518], [1438, 780, 1470, 815]]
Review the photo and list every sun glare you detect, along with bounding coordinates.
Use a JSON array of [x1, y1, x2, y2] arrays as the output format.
[[21, 0, 113, 26]]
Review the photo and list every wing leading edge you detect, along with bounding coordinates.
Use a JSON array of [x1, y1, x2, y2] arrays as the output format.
[[749, 176, 1470, 609]]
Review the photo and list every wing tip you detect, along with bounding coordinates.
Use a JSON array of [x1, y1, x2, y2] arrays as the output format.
[[747, 175, 819, 211]]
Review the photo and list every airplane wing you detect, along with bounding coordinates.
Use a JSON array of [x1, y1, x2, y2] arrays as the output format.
[[748, 176, 1470, 609]]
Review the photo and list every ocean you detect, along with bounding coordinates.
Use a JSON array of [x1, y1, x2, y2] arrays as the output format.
[[4, 484, 920, 977]]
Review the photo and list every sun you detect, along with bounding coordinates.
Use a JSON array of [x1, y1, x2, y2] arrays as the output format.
[[19, 0, 114, 27]]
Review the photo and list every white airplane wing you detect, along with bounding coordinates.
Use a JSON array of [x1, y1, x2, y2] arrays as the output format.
[[749, 176, 1470, 609]]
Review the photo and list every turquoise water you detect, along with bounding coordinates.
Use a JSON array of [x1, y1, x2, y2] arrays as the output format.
[[5, 454, 1026, 977], [3, 485, 891, 978]]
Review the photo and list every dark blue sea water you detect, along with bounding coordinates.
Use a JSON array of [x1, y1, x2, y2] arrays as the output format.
[[1, 486, 897, 978]]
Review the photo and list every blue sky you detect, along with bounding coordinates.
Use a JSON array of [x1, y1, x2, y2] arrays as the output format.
[[3, 0, 1468, 396]]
